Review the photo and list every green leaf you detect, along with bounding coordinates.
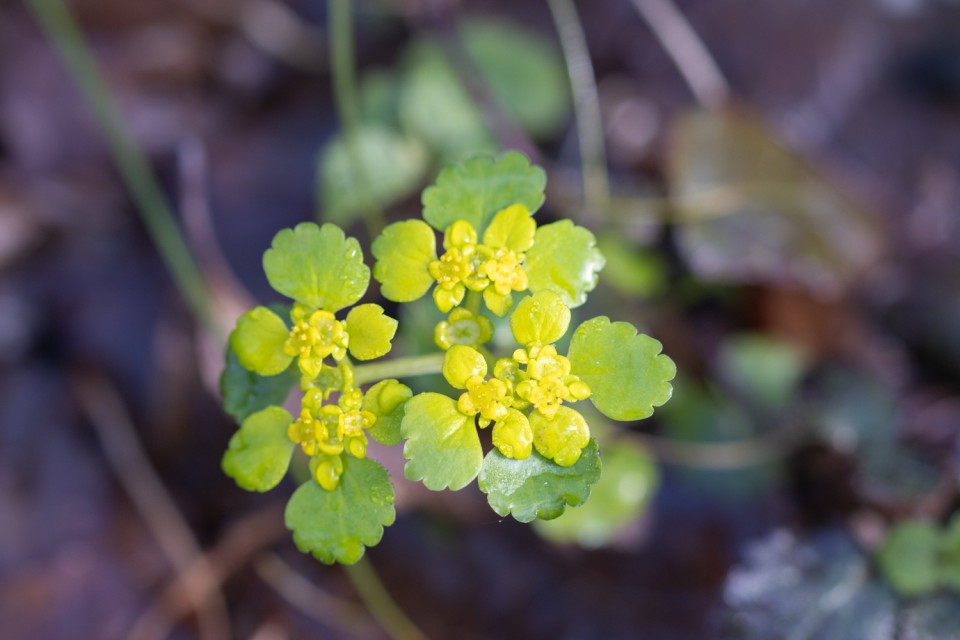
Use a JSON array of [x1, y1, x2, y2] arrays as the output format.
[[398, 40, 496, 165], [263, 222, 370, 312], [595, 233, 666, 298], [510, 291, 570, 346], [345, 304, 398, 361], [221, 349, 299, 423], [460, 19, 570, 140], [317, 125, 428, 225], [524, 220, 605, 308], [479, 439, 601, 522], [371, 219, 437, 302], [940, 515, 960, 592], [229, 306, 293, 376], [363, 379, 412, 446], [534, 438, 658, 548], [667, 109, 882, 297], [401, 392, 482, 490], [285, 457, 396, 565], [718, 333, 809, 411], [876, 521, 942, 597], [568, 317, 676, 421], [421, 152, 546, 235], [222, 406, 295, 492]]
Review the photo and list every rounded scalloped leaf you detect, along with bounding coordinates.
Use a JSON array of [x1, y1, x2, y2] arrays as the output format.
[[510, 291, 571, 347], [568, 317, 676, 421], [401, 392, 483, 490], [263, 223, 370, 312], [222, 406, 295, 492], [421, 151, 546, 235], [478, 439, 601, 522], [372, 219, 437, 302], [876, 521, 942, 597], [285, 457, 396, 565], [345, 304, 398, 361], [524, 220, 605, 308], [230, 306, 293, 376], [534, 437, 659, 548], [363, 379, 412, 446]]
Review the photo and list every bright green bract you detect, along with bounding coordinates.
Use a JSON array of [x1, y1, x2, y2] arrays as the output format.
[[478, 439, 601, 522], [525, 220, 605, 308], [345, 304, 398, 361], [363, 379, 412, 446], [230, 306, 292, 376], [510, 291, 570, 346], [263, 223, 369, 312], [222, 406, 295, 492], [285, 457, 396, 565], [568, 317, 676, 421], [372, 219, 437, 302], [421, 151, 545, 235], [401, 392, 483, 490]]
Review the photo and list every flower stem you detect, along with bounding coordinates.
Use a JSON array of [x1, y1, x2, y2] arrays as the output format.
[[25, 0, 214, 331], [343, 557, 427, 640], [352, 353, 445, 385], [329, 0, 386, 237]]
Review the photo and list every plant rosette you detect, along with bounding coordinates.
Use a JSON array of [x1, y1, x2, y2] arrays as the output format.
[[219, 150, 677, 563]]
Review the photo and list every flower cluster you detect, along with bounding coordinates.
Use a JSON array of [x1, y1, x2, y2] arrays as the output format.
[[440, 291, 594, 466], [220, 151, 676, 565]]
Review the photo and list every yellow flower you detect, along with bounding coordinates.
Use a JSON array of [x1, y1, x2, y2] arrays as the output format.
[[283, 304, 349, 378]]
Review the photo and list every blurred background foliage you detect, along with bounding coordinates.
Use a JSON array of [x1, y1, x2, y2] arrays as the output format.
[[2, 0, 960, 638]]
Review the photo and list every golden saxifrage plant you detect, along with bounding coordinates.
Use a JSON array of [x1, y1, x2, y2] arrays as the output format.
[[221, 152, 676, 564]]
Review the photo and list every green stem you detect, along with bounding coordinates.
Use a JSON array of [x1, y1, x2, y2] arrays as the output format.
[[352, 353, 445, 385], [465, 290, 482, 315], [25, 0, 213, 330], [546, 0, 610, 213], [329, 0, 386, 237], [343, 557, 427, 640]]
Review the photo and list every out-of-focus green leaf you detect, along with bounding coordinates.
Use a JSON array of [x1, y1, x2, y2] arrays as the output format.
[[876, 521, 942, 598], [459, 19, 570, 139], [595, 233, 667, 298], [317, 125, 428, 225], [534, 437, 658, 548], [478, 439, 601, 522], [285, 457, 395, 565], [398, 40, 496, 164], [667, 109, 882, 297], [359, 70, 401, 127], [221, 349, 299, 423], [717, 333, 809, 411]]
